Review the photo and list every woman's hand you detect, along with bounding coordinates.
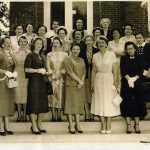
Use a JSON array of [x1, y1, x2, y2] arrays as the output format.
[[38, 68, 46, 75], [5, 71, 13, 78]]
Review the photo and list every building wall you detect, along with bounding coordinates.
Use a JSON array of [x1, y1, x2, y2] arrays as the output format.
[[9, 2, 43, 35], [93, 1, 148, 35], [9, 1, 148, 36]]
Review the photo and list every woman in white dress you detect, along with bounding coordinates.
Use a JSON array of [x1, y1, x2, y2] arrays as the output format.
[[47, 37, 68, 122], [91, 36, 120, 134]]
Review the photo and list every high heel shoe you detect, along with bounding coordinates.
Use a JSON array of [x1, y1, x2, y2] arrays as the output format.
[[68, 126, 76, 134], [37, 127, 46, 133], [75, 124, 83, 133], [30, 127, 41, 135], [0, 132, 6, 136], [4, 127, 14, 135], [126, 124, 132, 134], [134, 124, 141, 134]]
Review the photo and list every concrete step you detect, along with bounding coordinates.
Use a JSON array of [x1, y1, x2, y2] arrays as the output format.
[[0, 121, 150, 143]]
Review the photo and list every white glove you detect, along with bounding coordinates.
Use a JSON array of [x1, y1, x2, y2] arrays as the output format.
[[127, 78, 134, 88], [130, 77, 137, 83], [38, 68, 46, 75], [5, 71, 13, 78], [12, 71, 18, 78]]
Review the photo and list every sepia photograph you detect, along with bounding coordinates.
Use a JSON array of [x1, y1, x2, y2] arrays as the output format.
[[0, 0, 150, 148]]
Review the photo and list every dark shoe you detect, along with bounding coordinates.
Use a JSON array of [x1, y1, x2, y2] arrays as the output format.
[[0, 132, 6, 136], [4, 128, 14, 135], [134, 124, 141, 134], [126, 124, 132, 134], [68, 126, 76, 134], [57, 117, 63, 122], [51, 118, 57, 122], [37, 127, 46, 133], [30, 127, 41, 135], [75, 124, 83, 133], [16, 117, 21, 122]]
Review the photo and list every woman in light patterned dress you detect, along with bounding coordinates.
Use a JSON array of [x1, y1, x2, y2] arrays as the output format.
[[108, 28, 124, 92], [13, 36, 30, 122], [91, 36, 120, 134], [47, 37, 68, 122]]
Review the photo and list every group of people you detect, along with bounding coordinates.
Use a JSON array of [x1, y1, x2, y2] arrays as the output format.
[[0, 17, 150, 136]]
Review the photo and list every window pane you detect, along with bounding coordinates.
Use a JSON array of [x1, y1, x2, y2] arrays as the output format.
[[72, 2, 87, 30], [50, 2, 65, 29]]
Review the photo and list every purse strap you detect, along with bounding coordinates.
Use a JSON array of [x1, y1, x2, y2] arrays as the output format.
[[0, 75, 7, 81]]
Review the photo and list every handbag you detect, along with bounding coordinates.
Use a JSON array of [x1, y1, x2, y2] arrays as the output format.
[[111, 86, 122, 106], [6, 77, 18, 88], [44, 76, 53, 95]]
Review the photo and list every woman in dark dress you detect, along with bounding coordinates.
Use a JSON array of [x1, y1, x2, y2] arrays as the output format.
[[80, 35, 99, 121], [24, 38, 49, 134], [120, 41, 147, 134]]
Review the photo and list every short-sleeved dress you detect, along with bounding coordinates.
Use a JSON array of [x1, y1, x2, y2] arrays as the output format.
[[47, 51, 68, 109], [13, 49, 30, 104], [62, 56, 86, 115], [24, 52, 49, 115], [91, 51, 121, 117], [120, 55, 147, 117], [0, 50, 16, 116]]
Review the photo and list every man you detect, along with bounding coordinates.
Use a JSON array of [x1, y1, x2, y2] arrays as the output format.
[[45, 20, 59, 39]]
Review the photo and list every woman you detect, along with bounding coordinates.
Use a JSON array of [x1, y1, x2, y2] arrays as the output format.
[[108, 28, 124, 91], [92, 27, 102, 47], [10, 24, 24, 51], [100, 18, 112, 41], [13, 36, 30, 122], [120, 41, 147, 134], [56, 26, 71, 54], [37, 25, 52, 56], [47, 37, 68, 122], [72, 29, 86, 55], [120, 24, 136, 46], [24, 38, 49, 134], [69, 18, 87, 43], [80, 35, 99, 121], [91, 36, 120, 134], [62, 43, 86, 134], [0, 37, 18, 136], [23, 23, 37, 44]]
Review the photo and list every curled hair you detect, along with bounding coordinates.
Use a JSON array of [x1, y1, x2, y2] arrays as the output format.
[[122, 23, 134, 33], [37, 25, 47, 35], [92, 27, 102, 35], [70, 43, 81, 52], [14, 24, 23, 31], [25, 23, 34, 32], [135, 32, 145, 38], [56, 26, 68, 35], [96, 35, 109, 47], [84, 35, 94, 42], [18, 36, 28, 45], [0, 36, 11, 48], [124, 41, 137, 54], [52, 36, 63, 47], [30, 37, 44, 53], [100, 18, 111, 26], [72, 29, 84, 39]]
